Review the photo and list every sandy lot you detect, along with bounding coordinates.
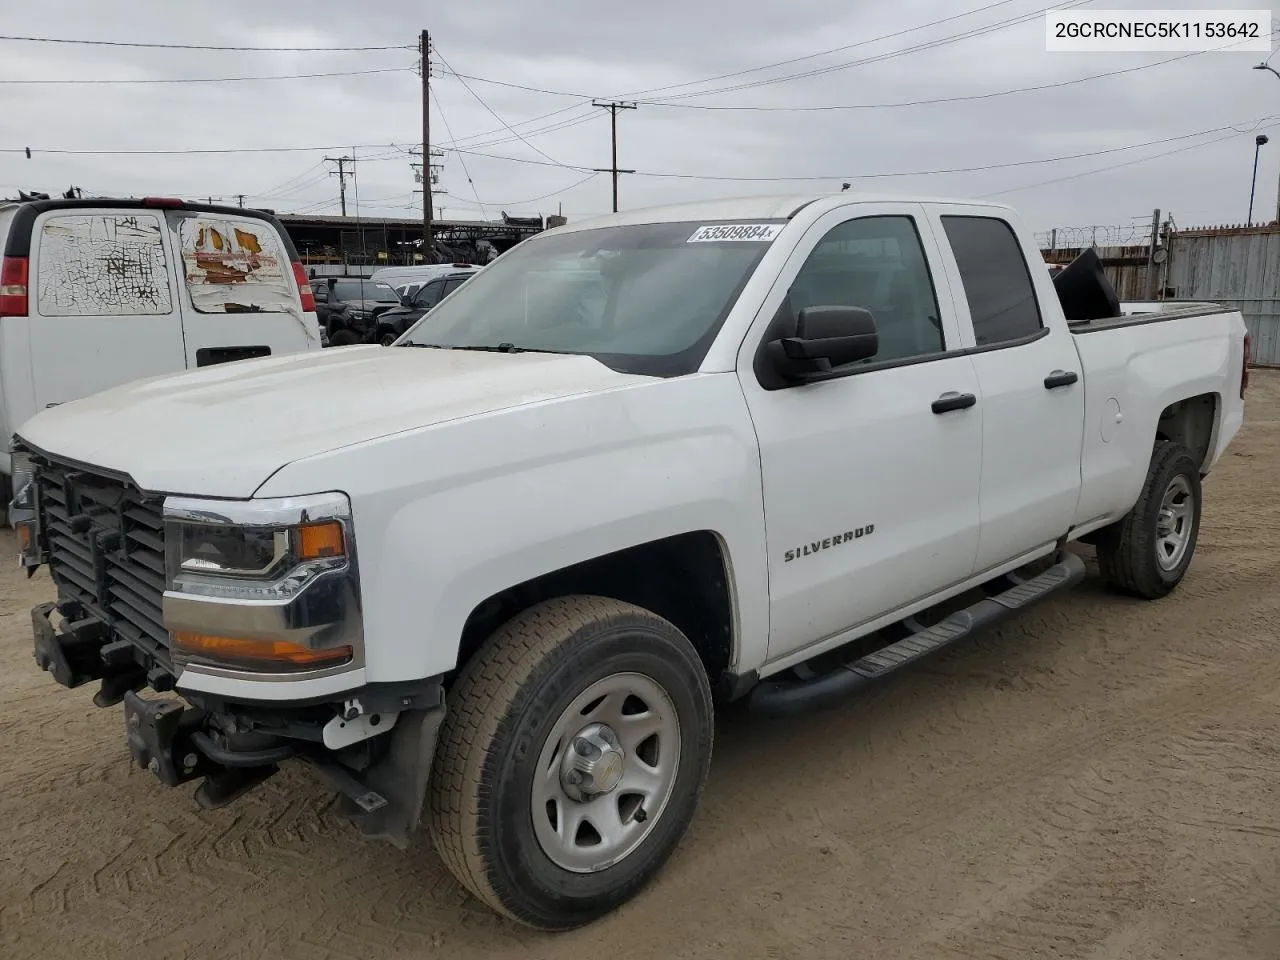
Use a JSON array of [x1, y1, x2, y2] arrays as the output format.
[[3, 373, 1280, 960]]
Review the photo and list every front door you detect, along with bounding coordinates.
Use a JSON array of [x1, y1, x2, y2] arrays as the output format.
[[931, 210, 1085, 572], [739, 206, 984, 664]]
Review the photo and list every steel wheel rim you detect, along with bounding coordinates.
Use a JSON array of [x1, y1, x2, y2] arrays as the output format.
[[531, 672, 681, 874], [1155, 474, 1194, 571]]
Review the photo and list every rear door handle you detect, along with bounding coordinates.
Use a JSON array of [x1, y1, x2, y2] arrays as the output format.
[[932, 392, 977, 414], [1044, 370, 1079, 389]]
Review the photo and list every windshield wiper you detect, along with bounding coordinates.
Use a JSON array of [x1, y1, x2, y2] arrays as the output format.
[[401, 342, 570, 355]]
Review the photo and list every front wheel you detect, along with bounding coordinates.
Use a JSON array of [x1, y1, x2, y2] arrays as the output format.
[[379, 330, 398, 346], [427, 596, 713, 930], [1096, 439, 1202, 599], [328, 328, 360, 347]]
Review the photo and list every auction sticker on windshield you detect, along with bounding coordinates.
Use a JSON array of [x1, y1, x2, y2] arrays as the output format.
[[687, 224, 785, 242]]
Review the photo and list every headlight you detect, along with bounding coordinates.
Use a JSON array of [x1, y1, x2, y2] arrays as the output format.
[[162, 492, 362, 676]]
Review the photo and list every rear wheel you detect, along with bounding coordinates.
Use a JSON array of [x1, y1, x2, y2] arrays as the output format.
[[1096, 439, 1202, 599], [427, 596, 714, 930]]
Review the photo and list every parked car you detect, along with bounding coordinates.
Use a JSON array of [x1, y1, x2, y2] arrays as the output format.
[[311, 277, 403, 345], [371, 261, 483, 293], [0, 195, 321, 524], [374, 270, 476, 345], [15, 193, 1248, 931]]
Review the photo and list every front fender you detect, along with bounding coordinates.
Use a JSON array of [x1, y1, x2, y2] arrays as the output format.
[[256, 373, 771, 683]]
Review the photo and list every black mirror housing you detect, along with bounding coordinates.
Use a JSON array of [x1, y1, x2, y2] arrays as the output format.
[[769, 305, 879, 379]]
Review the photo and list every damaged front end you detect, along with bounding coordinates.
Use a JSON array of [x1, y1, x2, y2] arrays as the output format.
[[22, 447, 444, 848]]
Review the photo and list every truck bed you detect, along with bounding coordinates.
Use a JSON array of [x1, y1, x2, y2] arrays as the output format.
[[1069, 301, 1228, 334]]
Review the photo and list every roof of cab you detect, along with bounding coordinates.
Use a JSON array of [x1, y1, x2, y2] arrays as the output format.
[[547, 192, 1016, 235]]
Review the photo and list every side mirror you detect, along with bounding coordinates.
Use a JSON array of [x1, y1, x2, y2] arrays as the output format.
[[768, 305, 879, 379]]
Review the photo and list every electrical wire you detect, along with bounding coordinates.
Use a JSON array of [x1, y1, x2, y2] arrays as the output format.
[[431, 46, 568, 167], [429, 85, 489, 220], [0, 67, 414, 85], [442, 171, 601, 209], [441, 115, 1279, 182], [438, 0, 1092, 105], [0, 34, 412, 52]]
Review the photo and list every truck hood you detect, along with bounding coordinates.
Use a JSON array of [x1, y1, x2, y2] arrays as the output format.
[[16, 346, 648, 498]]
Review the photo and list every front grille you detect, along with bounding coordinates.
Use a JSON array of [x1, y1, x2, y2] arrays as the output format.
[[37, 463, 171, 665]]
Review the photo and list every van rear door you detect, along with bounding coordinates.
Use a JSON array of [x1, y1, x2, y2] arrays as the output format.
[[170, 211, 319, 367], [27, 207, 186, 411]]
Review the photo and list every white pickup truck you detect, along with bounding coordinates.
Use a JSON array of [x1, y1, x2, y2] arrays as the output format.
[[13, 193, 1248, 930]]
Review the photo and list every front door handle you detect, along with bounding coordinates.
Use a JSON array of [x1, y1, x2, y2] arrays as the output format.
[[1044, 370, 1079, 389], [932, 392, 977, 414]]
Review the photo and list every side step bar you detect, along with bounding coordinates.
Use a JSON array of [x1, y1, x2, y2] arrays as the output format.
[[748, 552, 1087, 718]]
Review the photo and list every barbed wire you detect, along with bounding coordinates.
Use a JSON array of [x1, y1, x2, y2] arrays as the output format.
[[1034, 223, 1154, 249]]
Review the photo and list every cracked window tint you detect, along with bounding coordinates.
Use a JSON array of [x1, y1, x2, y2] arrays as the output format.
[[37, 214, 173, 317]]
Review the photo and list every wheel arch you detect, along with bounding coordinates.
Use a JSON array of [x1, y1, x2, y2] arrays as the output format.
[[452, 531, 738, 697], [1156, 391, 1218, 473]]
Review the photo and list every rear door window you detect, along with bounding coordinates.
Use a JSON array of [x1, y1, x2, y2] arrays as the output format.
[[176, 215, 295, 314], [36, 213, 173, 316], [940, 216, 1043, 346]]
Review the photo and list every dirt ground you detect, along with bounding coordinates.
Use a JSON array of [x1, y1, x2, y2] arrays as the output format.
[[3, 374, 1280, 960]]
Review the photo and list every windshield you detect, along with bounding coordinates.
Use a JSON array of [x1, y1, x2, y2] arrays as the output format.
[[333, 280, 400, 303], [399, 220, 785, 376]]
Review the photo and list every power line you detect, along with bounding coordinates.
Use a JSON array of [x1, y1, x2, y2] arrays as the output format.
[[1, 143, 397, 156], [979, 128, 1271, 198], [429, 84, 489, 221], [431, 46, 568, 168], [648, 0, 1095, 103], [624, 44, 1262, 112], [0, 34, 412, 51], [0, 67, 413, 85], [438, 0, 1091, 106], [442, 115, 1279, 182]]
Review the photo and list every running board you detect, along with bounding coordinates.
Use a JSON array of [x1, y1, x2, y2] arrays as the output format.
[[748, 552, 1087, 718]]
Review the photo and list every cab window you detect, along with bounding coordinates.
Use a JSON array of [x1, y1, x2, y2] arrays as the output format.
[[787, 215, 943, 364]]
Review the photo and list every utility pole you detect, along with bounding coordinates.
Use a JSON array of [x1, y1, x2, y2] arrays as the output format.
[[235, 194, 245, 208], [1144, 208, 1161, 300], [421, 29, 434, 257], [592, 100, 637, 213], [325, 155, 355, 216]]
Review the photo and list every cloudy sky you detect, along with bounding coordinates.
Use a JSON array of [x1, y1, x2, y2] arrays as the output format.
[[1, 0, 1278, 238]]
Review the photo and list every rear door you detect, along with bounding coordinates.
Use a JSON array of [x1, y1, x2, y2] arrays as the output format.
[[170, 211, 319, 367], [28, 207, 186, 411], [928, 207, 1085, 572]]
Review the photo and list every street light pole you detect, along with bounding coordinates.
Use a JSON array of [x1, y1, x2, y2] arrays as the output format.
[[1253, 63, 1280, 223], [1250, 134, 1269, 226]]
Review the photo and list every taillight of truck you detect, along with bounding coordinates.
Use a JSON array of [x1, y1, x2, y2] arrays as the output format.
[[0, 256, 28, 317]]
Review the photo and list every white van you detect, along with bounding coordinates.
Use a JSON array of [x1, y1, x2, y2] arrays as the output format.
[[370, 262, 484, 300], [1, 196, 322, 519]]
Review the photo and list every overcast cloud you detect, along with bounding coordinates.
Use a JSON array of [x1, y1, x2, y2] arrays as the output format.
[[1, 0, 1278, 237]]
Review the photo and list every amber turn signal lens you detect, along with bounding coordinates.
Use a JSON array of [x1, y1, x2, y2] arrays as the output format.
[[16, 523, 32, 553], [173, 631, 352, 671], [297, 520, 345, 560]]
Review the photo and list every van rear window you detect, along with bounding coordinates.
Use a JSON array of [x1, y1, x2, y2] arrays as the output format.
[[37, 214, 173, 317], [177, 216, 295, 315]]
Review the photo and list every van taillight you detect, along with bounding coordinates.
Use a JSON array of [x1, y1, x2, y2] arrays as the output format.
[[0, 256, 29, 317], [292, 262, 316, 312], [1242, 333, 1251, 398]]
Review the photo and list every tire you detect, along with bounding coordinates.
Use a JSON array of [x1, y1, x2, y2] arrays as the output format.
[[427, 595, 714, 930], [1096, 439, 1202, 599], [328, 328, 360, 347], [379, 329, 398, 346]]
